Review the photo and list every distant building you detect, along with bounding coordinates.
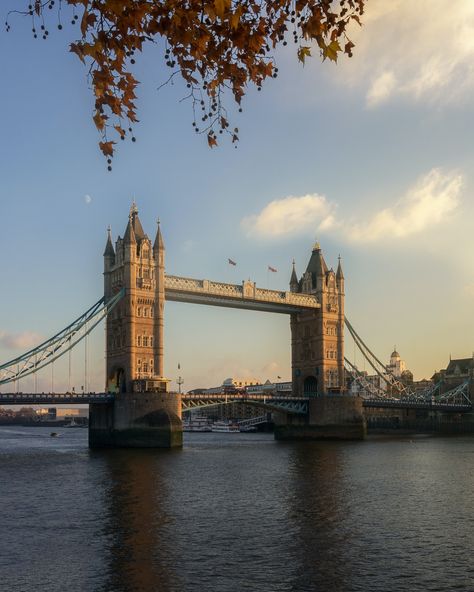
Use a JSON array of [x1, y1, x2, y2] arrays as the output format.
[[350, 348, 414, 395], [434, 356, 474, 391], [387, 348, 407, 378]]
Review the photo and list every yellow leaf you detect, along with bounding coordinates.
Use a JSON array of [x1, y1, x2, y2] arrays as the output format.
[[323, 40, 341, 62], [297, 46, 311, 65]]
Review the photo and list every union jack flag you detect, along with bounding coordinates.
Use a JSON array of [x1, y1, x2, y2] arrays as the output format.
[[268, 265, 277, 273]]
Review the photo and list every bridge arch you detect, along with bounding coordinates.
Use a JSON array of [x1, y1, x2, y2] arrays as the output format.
[[109, 367, 126, 394], [303, 375, 318, 397]]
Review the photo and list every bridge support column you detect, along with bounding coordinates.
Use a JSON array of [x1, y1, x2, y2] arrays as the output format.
[[89, 392, 182, 448], [274, 395, 366, 440]]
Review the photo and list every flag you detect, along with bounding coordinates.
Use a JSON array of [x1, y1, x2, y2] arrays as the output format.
[[268, 265, 277, 273], [178, 362, 181, 370], [228, 258, 237, 266]]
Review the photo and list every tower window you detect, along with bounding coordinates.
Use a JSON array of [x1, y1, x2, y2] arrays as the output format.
[[150, 336, 154, 347], [143, 336, 149, 347], [137, 336, 142, 347], [143, 308, 148, 317], [137, 307, 142, 317]]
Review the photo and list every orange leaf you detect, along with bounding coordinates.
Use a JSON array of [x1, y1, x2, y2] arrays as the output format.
[[99, 141, 115, 157]]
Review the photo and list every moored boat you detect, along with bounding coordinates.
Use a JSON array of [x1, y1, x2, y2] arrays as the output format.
[[211, 421, 240, 433]]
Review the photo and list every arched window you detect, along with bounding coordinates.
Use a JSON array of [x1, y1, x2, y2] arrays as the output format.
[[149, 336, 154, 347], [143, 362, 149, 373], [150, 307, 154, 318], [143, 336, 149, 347], [137, 307, 142, 317], [137, 336, 142, 347], [143, 308, 148, 317]]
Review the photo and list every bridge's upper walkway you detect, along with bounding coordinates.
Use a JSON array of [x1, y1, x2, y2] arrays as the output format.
[[164, 275, 320, 314]]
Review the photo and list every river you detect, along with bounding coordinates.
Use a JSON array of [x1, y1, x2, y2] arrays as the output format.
[[0, 426, 473, 592]]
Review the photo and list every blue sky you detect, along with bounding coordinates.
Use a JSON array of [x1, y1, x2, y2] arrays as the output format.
[[1, 0, 474, 392]]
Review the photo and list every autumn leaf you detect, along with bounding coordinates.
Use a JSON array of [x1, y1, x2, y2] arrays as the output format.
[[99, 141, 116, 157], [323, 40, 341, 62], [14, 0, 365, 163], [297, 46, 311, 65], [207, 132, 218, 148]]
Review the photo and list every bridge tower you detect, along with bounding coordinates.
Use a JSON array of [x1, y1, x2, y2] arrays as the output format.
[[290, 243, 345, 396], [276, 243, 365, 440], [103, 203, 168, 394], [90, 204, 182, 449]]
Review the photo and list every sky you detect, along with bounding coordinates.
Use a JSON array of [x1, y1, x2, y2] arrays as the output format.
[[1, 0, 474, 392]]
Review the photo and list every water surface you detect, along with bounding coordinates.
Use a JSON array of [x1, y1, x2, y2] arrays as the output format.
[[0, 426, 473, 592]]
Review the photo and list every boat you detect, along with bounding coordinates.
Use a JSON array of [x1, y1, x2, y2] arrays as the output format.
[[211, 420, 240, 433], [50, 432, 59, 437], [183, 417, 212, 432], [64, 418, 84, 428]]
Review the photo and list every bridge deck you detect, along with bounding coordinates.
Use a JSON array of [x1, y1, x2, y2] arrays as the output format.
[[164, 274, 319, 314], [0, 393, 471, 413]]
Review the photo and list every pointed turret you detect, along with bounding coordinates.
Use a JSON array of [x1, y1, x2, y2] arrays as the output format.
[[305, 241, 328, 282], [123, 213, 136, 244], [336, 255, 344, 280], [130, 201, 146, 241], [153, 218, 165, 253], [290, 259, 299, 292], [103, 226, 115, 258]]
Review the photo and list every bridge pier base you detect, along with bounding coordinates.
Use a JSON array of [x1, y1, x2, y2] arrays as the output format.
[[89, 392, 182, 448], [274, 395, 366, 441]]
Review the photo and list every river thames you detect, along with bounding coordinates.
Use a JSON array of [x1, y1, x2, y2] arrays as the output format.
[[0, 426, 473, 592]]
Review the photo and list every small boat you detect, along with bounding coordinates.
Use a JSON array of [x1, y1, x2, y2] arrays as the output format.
[[64, 418, 82, 428], [50, 432, 59, 437], [211, 421, 240, 433], [183, 417, 212, 432]]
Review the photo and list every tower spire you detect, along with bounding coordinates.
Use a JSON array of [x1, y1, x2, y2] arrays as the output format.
[[123, 211, 136, 244], [290, 259, 298, 290], [153, 217, 165, 252], [103, 225, 115, 257], [336, 255, 344, 280]]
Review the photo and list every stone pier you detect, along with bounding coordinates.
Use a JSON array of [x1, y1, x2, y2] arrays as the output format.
[[274, 395, 366, 441], [89, 392, 182, 449]]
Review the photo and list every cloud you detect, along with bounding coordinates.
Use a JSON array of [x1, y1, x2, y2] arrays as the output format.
[[347, 169, 462, 242], [84, 194, 92, 205], [336, 0, 474, 107], [241, 193, 336, 239], [243, 169, 462, 244], [0, 331, 43, 350]]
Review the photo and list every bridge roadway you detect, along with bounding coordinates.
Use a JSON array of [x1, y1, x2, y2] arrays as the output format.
[[0, 392, 471, 413], [164, 274, 320, 314]]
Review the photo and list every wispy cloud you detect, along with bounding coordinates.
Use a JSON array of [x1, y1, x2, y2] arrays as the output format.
[[243, 169, 462, 244], [0, 331, 43, 350], [241, 193, 336, 239], [347, 169, 462, 242], [337, 0, 474, 108]]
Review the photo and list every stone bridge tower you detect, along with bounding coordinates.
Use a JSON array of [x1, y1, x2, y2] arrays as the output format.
[[289, 243, 345, 396], [103, 203, 168, 394], [90, 204, 181, 449]]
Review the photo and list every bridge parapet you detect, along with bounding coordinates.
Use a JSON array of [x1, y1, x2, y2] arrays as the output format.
[[164, 274, 319, 311]]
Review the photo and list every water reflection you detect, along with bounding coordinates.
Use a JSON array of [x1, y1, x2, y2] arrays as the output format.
[[287, 442, 355, 592], [96, 449, 181, 592]]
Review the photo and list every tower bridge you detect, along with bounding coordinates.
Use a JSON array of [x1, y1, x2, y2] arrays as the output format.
[[1, 203, 473, 447]]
